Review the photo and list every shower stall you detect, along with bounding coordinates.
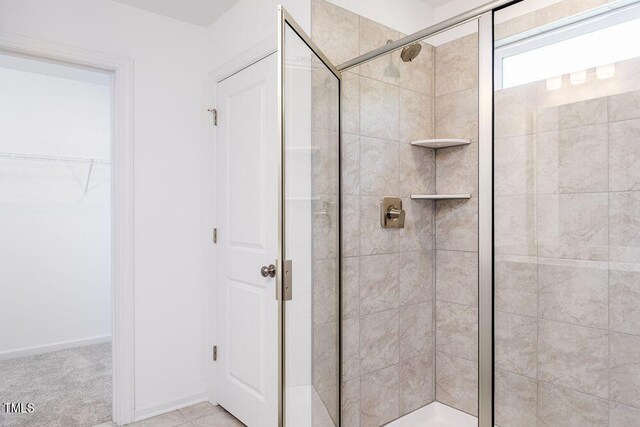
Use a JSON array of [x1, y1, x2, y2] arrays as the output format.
[[277, 0, 640, 425]]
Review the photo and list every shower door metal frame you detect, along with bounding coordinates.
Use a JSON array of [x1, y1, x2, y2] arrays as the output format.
[[277, 5, 342, 427], [336, 6, 501, 427], [477, 11, 494, 427]]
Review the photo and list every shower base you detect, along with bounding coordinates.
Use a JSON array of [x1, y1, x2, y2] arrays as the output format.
[[388, 402, 477, 427]]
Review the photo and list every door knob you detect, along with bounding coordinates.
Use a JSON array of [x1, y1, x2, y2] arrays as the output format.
[[261, 264, 276, 278]]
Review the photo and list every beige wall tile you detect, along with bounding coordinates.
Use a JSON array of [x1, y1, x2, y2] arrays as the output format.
[[360, 77, 399, 141], [610, 269, 640, 335], [534, 124, 609, 195], [435, 33, 478, 97], [341, 72, 360, 135], [313, 322, 338, 391], [359, 18, 402, 85], [398, 142, 436, 198], [435, 198, 478, 252], [608, 57, 640, 96], [435, 250, 478, 306], [399, 302, 433, 361], [494, 135, 534, 196], [313, 196, 338, 260], [311, 0, 359, 66], [435, 352, 478, 416], [399, 198, 435, 252], [494, 196, 536, 256], [360, 254, 399, 315], [610, 191, 640, 263], [399, 250, 434, 306], [538, 261, 609, 329], [538, 382, 608, 427], [495, 370, 537, 427], [610, 401, 640, 427], [538, 320, 608, 398], [341, 196, 360, 257], [495, 312, 537, 378], [341, 256, 359, 320], [537, 97, 607, 133], [312, 69, 340, 133], [359, 137, 398, 196], [399, 89, 433, 143], [312, 128, 339, 196], [360, 364, 400, 426], [400, 353, 435, 416], [494, 84, 535, 138], [341, 133, 359, 196], [557, 124, 608, 193], [359, 309, 399, 374], [435, 143, 478, 197], [313, 258, 337, 325], [342, 378, 360, 427], [435, 87, 478, 141], [342, 317, 360, 382], [610, 332, 640, 408], [435, 301, 478, 361], [495, 258, 537, 317], [537, 193, 608, 261], [609, 90, 640, 123], [609, 118, 640, 191]]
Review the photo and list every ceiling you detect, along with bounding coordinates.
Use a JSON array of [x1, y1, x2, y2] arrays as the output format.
[[419, 0, 457, 7], [112, 0, 239, 26]]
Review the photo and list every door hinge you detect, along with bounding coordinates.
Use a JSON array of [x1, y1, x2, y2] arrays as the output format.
[[213, 345, 218, 361], [213, 228, 218, 243], [207, 108, 218, 126]]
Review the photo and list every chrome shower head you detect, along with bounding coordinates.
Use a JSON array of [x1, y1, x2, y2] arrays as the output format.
[[400, 43, 422, 62]]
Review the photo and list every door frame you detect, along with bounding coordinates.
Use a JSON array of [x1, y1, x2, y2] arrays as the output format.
[[0, 32, 135, 425]]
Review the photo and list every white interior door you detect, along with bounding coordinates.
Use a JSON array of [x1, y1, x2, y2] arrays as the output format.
[[215, 53, 278, 427]]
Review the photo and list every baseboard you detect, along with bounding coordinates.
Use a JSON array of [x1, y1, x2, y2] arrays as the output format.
[[134, 392, 209, 422], [0, 334, 112, 361]]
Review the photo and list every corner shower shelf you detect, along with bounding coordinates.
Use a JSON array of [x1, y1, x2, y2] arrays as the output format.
[[411, 194, 471, 200], [411, 139, 470, 149]]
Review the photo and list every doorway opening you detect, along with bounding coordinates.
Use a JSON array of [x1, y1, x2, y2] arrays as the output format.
[[0, 52, 113, 427]]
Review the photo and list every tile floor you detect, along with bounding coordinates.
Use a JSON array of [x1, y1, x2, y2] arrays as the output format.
[[94, 402, 244, 427]]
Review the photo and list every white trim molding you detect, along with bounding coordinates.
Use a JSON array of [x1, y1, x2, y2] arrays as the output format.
[[212, 34, 277, 83], [0, 32, 136, 426], [134, 392, 208, 422], [0, 335, 112, 361]]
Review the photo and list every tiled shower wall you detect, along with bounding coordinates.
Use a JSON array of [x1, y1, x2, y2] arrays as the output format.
[[311, 1, 437, 425], [432, 32, 479, 417], [493, 3, 640, 423]]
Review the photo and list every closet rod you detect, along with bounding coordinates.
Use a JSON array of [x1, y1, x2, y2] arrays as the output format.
[[0, 152, 109, 165]]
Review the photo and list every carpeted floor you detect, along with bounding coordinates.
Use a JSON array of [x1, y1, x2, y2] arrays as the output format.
[[0, 342, 112, 427]]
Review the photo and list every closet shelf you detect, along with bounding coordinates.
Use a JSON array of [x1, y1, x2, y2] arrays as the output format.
[[411, 194, 471, 200], [410, 139, 470, 149]]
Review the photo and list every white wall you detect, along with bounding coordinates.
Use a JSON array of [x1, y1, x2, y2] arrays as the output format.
[[0, 58, 112, 359], [0, 0, 210, 419], [207, 0, 310, 73]]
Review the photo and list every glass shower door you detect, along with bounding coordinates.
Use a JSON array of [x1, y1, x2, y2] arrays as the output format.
[[493, 0, 640, 425], [278, 6, 341, 427]]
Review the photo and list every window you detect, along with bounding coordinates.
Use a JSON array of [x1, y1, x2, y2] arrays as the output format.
[[495, 2, 640, 89]]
